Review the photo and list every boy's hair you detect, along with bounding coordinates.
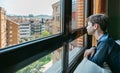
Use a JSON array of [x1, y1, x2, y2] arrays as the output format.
[[88, 14, 108, 32]]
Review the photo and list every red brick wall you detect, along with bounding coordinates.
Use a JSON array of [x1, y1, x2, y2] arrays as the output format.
[[77, 0, 84, 47]]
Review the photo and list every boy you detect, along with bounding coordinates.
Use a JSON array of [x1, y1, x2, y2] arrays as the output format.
[[84, 14, 120, 73]]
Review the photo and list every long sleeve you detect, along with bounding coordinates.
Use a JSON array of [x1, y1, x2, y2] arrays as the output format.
[[89, 41, 109, 67]]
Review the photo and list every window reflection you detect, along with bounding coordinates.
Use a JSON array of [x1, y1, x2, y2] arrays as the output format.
[[72, 0, 84, 30]]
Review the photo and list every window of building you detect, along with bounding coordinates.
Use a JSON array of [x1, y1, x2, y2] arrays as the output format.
[[9, 31, 12, 34], [9, 35, 12, 38], [10, 26, 12, 29], [56, 16, 60, 21], [10, 39, 12, 42]]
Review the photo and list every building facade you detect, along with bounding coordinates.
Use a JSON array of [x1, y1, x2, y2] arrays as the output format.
[[6, 19, 19, 46], [0, 7, 7, 48], [51, 1, 61, 63], [19, 22, 31, 38], [51, 2, 60, 35]]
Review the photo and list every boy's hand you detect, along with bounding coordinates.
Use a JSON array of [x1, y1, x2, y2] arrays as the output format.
[[84, 46, 96, 58]]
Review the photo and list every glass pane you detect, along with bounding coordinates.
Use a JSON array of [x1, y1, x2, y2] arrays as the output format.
[[0, 0, 60, 49], [72, 0, 84, 30], [17, 48, 62, 73], [69, 0, 85, 63], [45, 47, 62, 73], [69, 36, 83, 63]]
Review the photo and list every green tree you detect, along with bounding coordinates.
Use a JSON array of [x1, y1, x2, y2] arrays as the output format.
[[40, 30, 50, 38], [17, 54, 51, 73]]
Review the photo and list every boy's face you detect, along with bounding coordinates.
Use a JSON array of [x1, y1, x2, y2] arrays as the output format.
[[86, 21, 95, 35]]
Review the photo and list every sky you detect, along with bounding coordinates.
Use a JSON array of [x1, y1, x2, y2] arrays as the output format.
[[0, 0, 59, 16]]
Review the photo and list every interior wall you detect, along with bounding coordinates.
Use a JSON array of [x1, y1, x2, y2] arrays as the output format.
[[92, 0, 108, 46], [108, 0, 120, 40]]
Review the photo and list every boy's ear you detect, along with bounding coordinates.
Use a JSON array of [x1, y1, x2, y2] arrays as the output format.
[[93, 23, 99, 29]]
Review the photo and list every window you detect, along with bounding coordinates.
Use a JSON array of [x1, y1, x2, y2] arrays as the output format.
[[0, 0, 88, 73], [72, 0, 84, 30], [10, 26, 12, 29], [9, 31, 12, 34], [9, 35, 12, 38], [56, 16, 60, 21], [0, 0, 61, 49], [17, 48, 62, 73]]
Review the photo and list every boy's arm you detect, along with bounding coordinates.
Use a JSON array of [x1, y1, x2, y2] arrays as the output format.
[[84, 46, 96, 58], [89, 42, 109, 67]]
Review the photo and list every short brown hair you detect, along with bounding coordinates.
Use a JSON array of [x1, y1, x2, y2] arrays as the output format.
[[88, 14, 108, 32]]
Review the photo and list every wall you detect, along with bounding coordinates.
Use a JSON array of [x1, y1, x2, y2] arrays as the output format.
[[108, 0, 120, 40]]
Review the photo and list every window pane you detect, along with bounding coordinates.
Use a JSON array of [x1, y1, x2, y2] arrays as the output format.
[[69, 36, 83, 63], [72, 0, 84, 30], [0, 0, 60, 49], [17, 48, 62, 73], [69, 0, 85, 63]]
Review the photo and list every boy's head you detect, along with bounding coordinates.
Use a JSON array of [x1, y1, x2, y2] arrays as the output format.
[[87, 14, 108, 33]]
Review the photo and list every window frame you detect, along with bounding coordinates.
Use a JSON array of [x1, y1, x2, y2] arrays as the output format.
[[0, 0, 93, 72]]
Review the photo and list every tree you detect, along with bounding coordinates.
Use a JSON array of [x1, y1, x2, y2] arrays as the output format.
[[40, 30, 50, 38]]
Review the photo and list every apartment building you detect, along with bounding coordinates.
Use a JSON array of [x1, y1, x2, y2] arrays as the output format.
[[33, 19, 45, 33], [6, 19, 19, 46], [45, 19, 52, 34], [51, 1, 60, 35], [19, 22, 31, 38], [0, 7, 7, 48], [51, 1, 62, 63]]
